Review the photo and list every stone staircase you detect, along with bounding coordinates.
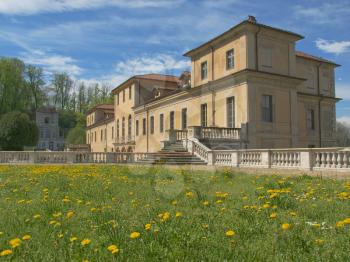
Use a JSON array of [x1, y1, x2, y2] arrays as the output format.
[[137, 141, 206, 165]]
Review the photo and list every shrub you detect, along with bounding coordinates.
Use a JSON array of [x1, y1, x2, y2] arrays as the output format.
[[0, 111, 38, 150]]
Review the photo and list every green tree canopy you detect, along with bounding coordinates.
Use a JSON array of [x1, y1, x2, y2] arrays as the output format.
[[0, 111, 39, 151], [66, 126, 86, 145]]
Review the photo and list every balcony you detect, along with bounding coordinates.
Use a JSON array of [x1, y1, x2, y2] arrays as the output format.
[[114, 135, 135, 146], [165, 126, 246, 150]]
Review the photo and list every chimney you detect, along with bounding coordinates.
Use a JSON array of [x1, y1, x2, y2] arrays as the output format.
[[248, 15, 257, 24]]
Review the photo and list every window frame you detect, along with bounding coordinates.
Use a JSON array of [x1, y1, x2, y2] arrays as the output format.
[[226, 49, 235, 70], [181, 108, 187, 130], [262, 95, 273, 123], [226, 96, 235, 128], [169, 111, 175, 130], [142, 118, 146, 135], [201, 61, 208, 80], [307, 109, 315, 130], [160, 114, 164, 133], [150, 116, 155, 134], [200, 103, 208, 127]]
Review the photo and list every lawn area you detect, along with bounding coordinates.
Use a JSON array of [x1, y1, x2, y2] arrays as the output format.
[[0, 165, 349, 261]]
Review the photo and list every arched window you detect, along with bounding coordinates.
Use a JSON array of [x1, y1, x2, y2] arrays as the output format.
[[117, 119, 120, 138], [128, 115, 132, 139], [122, 117, 125, 139]]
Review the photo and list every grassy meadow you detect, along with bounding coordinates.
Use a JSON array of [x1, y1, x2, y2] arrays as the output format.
[[0, 165, 349, 261]]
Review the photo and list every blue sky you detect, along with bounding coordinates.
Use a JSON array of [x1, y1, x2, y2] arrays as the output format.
[[0, 0, 349, 123]]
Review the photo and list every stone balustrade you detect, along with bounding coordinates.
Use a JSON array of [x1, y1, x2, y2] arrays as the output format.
[[1, 147, 350, 172]]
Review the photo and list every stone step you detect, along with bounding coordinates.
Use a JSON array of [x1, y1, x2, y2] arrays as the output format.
[[137, 160, 206, 165]]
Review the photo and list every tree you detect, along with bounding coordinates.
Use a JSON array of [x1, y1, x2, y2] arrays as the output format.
[[0, 58, 28, 115], [26, 65, 45, 110], [336, 122, 350, 147], [77, 82, 86, 113], [52, 73, 73, 110], [58, 110, 77, 138], [0, 111, 38, 151], [66, 126, 86, 145]]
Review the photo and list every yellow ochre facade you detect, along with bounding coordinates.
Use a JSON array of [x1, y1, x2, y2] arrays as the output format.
[[86, 16, 340, 153]]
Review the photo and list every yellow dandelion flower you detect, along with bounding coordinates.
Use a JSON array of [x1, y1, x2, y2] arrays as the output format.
[[70, 237, 78, 242], [186, 192, 194, 198], [9, 238, 21, 248], [343, 218, 350, 224], [22, 235, 31, 240], [175, 212, 183, 218], [336, 221, 344, 228], [171, 200, 177, 205], [66, 211, 74, 219], [315, 239, 325, 245], [81, 239, 91, 246], [0, 250, 12, 257], [130, 232, 141, 239], [282, 223, 291, 230], [52, 212, 62, 218], [225, 230, 235, 237], [263, 203, 270, 209], [145, 224, 151, 231], [33, 214, 41, 219], [216, 200, 223, 204], [107, 244, 119, 254], [202, 224, 209, 229], [270, 213, 277, 219], [289, 212, 297, 216], [202, 201, 209, 206]]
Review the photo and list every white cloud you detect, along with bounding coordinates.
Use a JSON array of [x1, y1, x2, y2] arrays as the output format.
[[294, 3, 350, 25], [0, 0, 183, 15], [82, 54, 190, 87], [23, 52, 83, 76], [316, 39, 350, 55], [337, 116, 350, 127]]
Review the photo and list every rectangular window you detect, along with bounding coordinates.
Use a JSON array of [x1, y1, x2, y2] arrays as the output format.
[[105, 129, 107, 141], [117, 93, 119, 105], [150, 116, 155, 134], [262, 47, 272, 67], [201, 103, 207, 127], [307, 109, 315, 130], [123, 90, 125, 102], [129, 86, 132, 99], [201, 61, 208, 80], [227, 97, 235, 128], [136, 120, 139, 136], [100, 130, 103, 141], [182, 108, 187, 129], [170, 111, 175, 130], [226, 49, 235, 70], [262, 95, 273, 122], [112, 126, 114, 139], [142, 118, 146, 135], [160, 114, 164, 133], [95, 131, 97, 142]]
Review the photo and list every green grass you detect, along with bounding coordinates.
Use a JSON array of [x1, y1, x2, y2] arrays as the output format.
[[0, 165, 349, 261]]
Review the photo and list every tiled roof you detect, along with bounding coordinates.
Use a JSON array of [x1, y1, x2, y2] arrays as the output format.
[[36, 106, 57, 113], [135, 74, 180, 83], [296, 51, 340, 67], [184, 18, 304, 57], [86, 104, 114, 115]]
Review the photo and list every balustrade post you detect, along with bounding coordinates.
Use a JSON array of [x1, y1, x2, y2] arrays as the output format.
[[207, 151, 214, 166], [67, 152, 75, 164], [231, 151, 239, 167], [28, 152, 36, 163], [300, 151, 313, 171], [261, 150, 271, 168]]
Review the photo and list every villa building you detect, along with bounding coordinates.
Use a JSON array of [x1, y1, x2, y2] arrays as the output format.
[[86, 16, 340, 153]]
